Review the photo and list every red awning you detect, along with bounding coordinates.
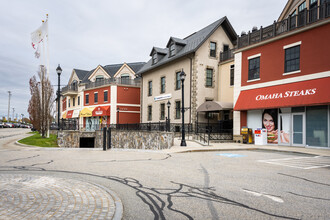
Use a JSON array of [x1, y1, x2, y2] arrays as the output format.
[[66, 110, 74, 118], [92, 106, 110, 116], [234, 77, 330, 111]]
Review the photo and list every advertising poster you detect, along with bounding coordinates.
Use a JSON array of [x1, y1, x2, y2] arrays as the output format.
[[262, 109, 279, 144], [262, 109, 290, 144]]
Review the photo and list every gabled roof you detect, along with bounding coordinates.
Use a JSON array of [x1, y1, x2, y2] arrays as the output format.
[[73, 69, 89, 80], [278, 0, 294, 22], [149, 47, 168, 56], [80, 62, 146, 83], [166, 37, 187, 47], [138, 16, 237, 75]]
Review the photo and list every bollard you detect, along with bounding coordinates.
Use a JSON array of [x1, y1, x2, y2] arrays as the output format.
[[103, 127, 107, 151], [107, 127, 111, 149]]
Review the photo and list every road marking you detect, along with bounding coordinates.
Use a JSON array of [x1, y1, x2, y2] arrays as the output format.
[[242, 189, 284, 203], [216, 153, 246, 158], [258, 156, 330, 169]]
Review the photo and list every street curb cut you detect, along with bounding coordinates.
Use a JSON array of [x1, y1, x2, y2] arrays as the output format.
[[90, 182, 123, 220]]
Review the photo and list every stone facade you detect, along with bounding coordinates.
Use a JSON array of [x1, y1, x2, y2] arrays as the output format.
[[57, 130, 173, 150], [111, 130, 173, 150]]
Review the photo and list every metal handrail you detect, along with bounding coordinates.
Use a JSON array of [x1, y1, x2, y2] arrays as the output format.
[[237, 3, 329, 49]]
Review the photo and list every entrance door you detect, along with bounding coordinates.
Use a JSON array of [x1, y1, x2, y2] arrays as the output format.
[[292, 113, 305, 146], [279, 113, 291, 145]]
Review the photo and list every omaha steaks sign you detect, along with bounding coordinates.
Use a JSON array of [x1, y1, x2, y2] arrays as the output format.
[[256, 88, 316, 101]]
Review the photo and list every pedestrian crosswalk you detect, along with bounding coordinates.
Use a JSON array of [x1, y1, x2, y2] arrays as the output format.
[[258, 156, 330, 169]]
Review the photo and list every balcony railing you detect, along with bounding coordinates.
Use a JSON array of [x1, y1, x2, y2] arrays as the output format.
[[85, 78, 141, 89], [61, 84, 78, 94], [220, 48, 234, 62], [237, 3, 330, 49]]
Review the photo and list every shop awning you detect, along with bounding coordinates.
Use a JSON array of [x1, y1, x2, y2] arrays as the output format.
[[92, 106, 110, 117], [197, 101, 233, 112], [72, 110, 80, 118], [62, 111, 67, 119], [66, 110, 74, 118], [234, 77, 330, 111], [80, 107, 95, 117]]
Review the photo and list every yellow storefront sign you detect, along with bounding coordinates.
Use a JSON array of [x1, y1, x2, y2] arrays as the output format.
[[62, 111, 67, 119], [80, 107, 95, 117]]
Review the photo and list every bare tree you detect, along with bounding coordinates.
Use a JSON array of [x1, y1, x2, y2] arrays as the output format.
[[28, 65, 54, 137]]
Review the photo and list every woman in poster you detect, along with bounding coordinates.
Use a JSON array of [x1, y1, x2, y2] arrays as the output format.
[[262, 109, 290, 144], [262, 109, 279, 144]]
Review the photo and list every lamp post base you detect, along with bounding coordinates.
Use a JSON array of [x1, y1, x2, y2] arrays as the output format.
[[180, 139, 187, 146]]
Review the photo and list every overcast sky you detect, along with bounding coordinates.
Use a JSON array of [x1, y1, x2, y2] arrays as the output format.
[[0, 0, 287, 120]]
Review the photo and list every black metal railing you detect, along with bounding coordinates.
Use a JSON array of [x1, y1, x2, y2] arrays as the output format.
[[85, 78, 141, 89], [237, 3, 330, 49], [220, 48, 234, 62], [56, 120, 233, 141]]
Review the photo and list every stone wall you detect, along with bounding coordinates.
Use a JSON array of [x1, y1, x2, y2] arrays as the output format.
[[57, 130, 174, 150], [111, 130, 173, 150]]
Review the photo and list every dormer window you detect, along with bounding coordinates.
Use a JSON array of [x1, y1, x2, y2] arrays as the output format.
[[152, 53, 158, 64], [95, 75, 104, 82], [170, 43, 175, 56], [121, 73, 130, 84], [72, 80, 77, 89]]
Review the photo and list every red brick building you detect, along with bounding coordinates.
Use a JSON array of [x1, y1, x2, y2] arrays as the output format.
[[233, 1, 330, 148], [61, 62, 145, 131]]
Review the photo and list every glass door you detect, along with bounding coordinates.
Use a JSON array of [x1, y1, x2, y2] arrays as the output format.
[[279, 113, 291, 145], [292, 113, 305, 146]]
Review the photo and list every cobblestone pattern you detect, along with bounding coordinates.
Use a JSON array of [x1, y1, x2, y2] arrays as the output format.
[[0, 174, 117, 219]]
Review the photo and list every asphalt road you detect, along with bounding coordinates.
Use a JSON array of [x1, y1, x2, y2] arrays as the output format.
[[0, 128, 329, 219]]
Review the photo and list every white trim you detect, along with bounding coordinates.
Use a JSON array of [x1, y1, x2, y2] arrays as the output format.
[[85, 103, 111, 107], [283, 70, 301, 75], [88, 65, 110, 81], [94, 92, 98, 94], [241, 71, 330, 91], [283, 41, 301, 49], [117, 111, 140, 114], [247, 53, 261, 60], [110, 85, 117, 124], [247, 78, 260, 83]]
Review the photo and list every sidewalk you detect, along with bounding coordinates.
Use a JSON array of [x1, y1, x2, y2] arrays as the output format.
[[164, 138, 330, 156]]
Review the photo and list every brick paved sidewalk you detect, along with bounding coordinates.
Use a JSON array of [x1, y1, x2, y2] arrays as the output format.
[[0, 174, 122, 220]]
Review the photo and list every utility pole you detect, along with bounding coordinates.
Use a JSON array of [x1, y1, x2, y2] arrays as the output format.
[[7, 91, 11, 122], [12, 108, 15, 122]]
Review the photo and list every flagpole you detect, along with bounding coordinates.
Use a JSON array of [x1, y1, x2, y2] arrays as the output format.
[[46, 14, 50, 79]]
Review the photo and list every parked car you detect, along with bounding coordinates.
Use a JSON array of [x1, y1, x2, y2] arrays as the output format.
[[4, 123, 14, 128], [0, 122, 4, 128]]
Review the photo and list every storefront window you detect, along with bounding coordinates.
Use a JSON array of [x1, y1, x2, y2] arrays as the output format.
[[306, 105, 328, 147]]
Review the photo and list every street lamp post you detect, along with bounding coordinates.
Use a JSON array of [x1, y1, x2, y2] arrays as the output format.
[[180, 69, 186, 146], [56, 64, 62, 130], [167, 100, 171, 132]]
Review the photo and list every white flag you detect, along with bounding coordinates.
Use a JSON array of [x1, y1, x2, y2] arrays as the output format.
[[31, 20, 48, 50]]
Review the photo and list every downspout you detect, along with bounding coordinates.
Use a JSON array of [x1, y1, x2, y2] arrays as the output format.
[[189, 55, 192, 124]]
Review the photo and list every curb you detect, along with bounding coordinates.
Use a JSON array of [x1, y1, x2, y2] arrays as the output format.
[[90, 182, 123, 220], [171, 147, 321, 156]]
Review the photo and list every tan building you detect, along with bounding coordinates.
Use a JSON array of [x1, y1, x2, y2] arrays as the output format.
[[138, 17, 237, 127]]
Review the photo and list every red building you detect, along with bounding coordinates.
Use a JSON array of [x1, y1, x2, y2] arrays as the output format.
[[61, 62, 145, 131], [233, 1, 330, 148]]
